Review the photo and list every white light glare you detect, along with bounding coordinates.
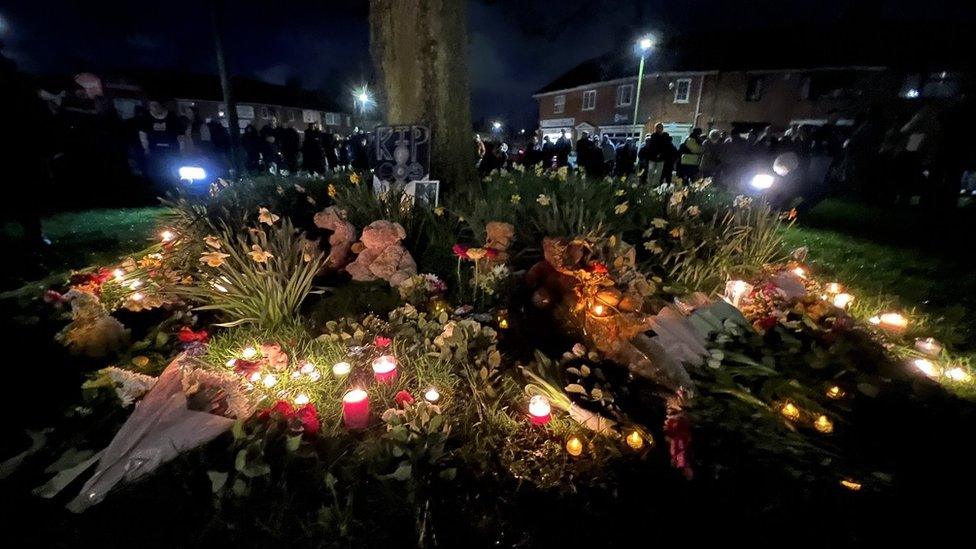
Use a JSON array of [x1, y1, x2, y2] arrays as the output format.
[[178, 166, 206, 181], [750, 173, 775, 190]]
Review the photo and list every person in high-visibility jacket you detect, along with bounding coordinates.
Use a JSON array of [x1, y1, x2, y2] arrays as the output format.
[[678, 127, 704, 181]]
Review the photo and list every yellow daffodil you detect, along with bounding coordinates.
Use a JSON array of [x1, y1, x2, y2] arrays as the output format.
[[131, 355, 150, 367], [556, 166, 568, 181], [510, 194, 521, 204], [434, 206, 445, 217], [249, 245, 274, 263], [644, 240, 663, 254], [537, 194, 551, 206], [686, 205, 700, 217], [349, 173, 361, 185], [257, 207, 280, 225], [614, 189, 625, 197], [651, 218, 668, 229], [614, 202, 629, 215], [670, 227, 685, 238], [204, 235, 222, 249], [328, 184, 337, 198], [200, 251, 230, 268]]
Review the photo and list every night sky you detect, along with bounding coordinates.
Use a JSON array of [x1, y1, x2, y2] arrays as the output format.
[[1, 0, 974, 129]]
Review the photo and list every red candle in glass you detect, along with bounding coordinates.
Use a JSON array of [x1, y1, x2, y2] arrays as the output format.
[[371, 355, 398, 384], [528, 395, 552, 425], [342, 389, 370, 430]]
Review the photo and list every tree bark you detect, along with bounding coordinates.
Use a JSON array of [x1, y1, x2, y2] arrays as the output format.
[[369, 0, 477, 194]]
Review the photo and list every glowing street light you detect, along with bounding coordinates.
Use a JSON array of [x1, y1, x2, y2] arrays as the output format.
[[632, 35, 654, 130], [353, 86, 373, 114], [492, 121, 503, 131], [178, 166, 207, 182]]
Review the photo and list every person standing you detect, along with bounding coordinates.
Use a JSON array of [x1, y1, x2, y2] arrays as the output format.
[[576, 131, 594, 174], [677, 127, 704, 181], [242, 124, 262, 173], [699, 129, 723, 179], [638, 123, 671, 184], [302, 122, 325, 174], [278, 121, 300, 173], [522, 135, 542, 167], [541, 135, 555, 169], [322, 130, 339, 172], [139, 101, 187, 187], [601, 135, 616, 176], [474, 134, 486, 166], [555, 130, 572, 168], [259, 116, 281, 170], [614, 137, 636, 176]]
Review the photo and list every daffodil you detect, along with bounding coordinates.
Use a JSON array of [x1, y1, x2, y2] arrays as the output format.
[[200, 251, 230, 268], [204, 235, 222, 249], [644, 240, 664, 254], [556, 166, 568, 181], [670, 227, 685, 239], [651, 218, 668, 229], [294, 184, 306, 193], [466, 247, 488, 260], [614, 189, 625, 197], [686, 205, 700, 217], [733, 195, 753, 208], [614, 201, 629, 215], [349, 173, 361, 185], [536, 194, 551, 206], [249, 245, 273, 263], [328, 184, 337, 198], [258, 207, 280, 226], [510, 194, 521, 204], [307, 196, 317, 206], [434, 206, 445, 217]]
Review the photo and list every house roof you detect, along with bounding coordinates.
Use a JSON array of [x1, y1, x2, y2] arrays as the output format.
[[105, 70, 346, 112], [536, 28, 972, 95]]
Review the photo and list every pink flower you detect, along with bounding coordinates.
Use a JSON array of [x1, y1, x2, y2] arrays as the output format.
[[374, 335, 392, 348], [484, 248, 499, 260], [665, 411, 693, 479], [394, 390, 415, 407], [452, 243, 470, 259]]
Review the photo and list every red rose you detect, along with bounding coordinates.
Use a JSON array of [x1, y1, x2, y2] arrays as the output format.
[[394, 390, 415, 407], [259, 399, 295, 421], [296, 403, 320, 435], [233, 359, 261, 378], [588, 262, 608, 274], [178, 326, 209, 343], [758, 316, 778, 330], [452, 243, 470, 259], [374, 335, 392, 348], [92, 268, 113, 285]]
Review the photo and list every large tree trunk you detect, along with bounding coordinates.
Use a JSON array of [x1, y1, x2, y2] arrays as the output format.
[[369, 0, 477, 194]]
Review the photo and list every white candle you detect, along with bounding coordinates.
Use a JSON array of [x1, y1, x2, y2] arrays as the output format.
[[945, 367, 971, 382], [294, 393, 310, 405], [372, 355, 398, 383], [301, 361, 317, 374], [832, 293, 854, 309], [262, 373, 278, 388], [912, 358, 940, 378], [914, 337, 942, 356], [242, 346, 258, 359], [424, 387, 441, 403], [332, 361, 351, 377]]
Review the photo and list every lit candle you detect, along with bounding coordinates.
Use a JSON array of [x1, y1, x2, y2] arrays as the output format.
[[825, 385, 845, 400], [780, 402, 800, 421], [294, 393, 310, 405], [497, 310, 510, 330], [814, 415, 834, 434], [840, 479, 862, 491], [825, 282, 843, 294], [591, 303, 607, 317], [160, 230, 175, 242], [342, 389, 370, 430], [129, 280, 142, 289], [945, 366, 971, 382], [912, 358, 940, 378], [248, 371, 261, 383], [371, 355, 398, 383], [332, 361, 351, 377], [566, 436, 583, 456], [625, 430, 645, 450], [308, 371, 321, 382], [242, 346, 258, 359], [262, 373, 277, 388], [914, 337, 942, 356], [725, 280, 754, 308], [423, 387, 441, 403], [224, 358, 237, 368], [832, 293, 854, 310], [876, 312, 908, 335], [791, 266, 807, 279], [130, 292, 144, 301], [528, 395, 551, 425]]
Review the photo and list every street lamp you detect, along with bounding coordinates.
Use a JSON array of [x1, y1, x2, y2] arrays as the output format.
[[353, 86, 372, 114], [632, 35, 654, 134], [492, 121, 503, 132]]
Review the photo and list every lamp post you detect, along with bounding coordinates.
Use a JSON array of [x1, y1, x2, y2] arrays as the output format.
[[632, 36, 653, 137], [352, 86, 372, 127]]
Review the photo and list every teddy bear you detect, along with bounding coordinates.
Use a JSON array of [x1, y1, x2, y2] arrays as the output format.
[[484, 221, 515, 265], [313, 206, 357, 270], [344, 220, 417, 287]]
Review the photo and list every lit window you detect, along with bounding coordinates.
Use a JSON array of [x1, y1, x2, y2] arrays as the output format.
[[582, 90, 597, 110], [616, 84, 633, 107], [674, 78, 692, 104], [553, 94, 566, 114]]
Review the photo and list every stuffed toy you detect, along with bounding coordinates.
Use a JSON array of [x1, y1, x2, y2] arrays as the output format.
[[484, 221, 515, 265], [345, 220, 417, 287], [313, 206, 357, 270]]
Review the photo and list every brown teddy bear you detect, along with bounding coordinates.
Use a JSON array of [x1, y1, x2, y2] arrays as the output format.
[[485, 221, 515, 264], [344, 220, 417, 287], [313, 206, 358, 270]]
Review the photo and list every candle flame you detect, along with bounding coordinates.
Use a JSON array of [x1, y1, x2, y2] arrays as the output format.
[[343, 388, 368, 403]]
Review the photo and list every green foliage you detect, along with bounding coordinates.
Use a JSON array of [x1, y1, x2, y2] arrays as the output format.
[[175, 219, 323, 328]]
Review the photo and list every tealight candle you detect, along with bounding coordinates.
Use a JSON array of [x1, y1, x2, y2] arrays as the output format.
[[825, 385, 845, 400], [308, 371, 321, 382], [791, 266, 807, 279], [832, 293, 854, 310], [528, 395, 551, 425], [876, 312, 908, 335], [342, 389, 369, 430], [945, 366, 971, 382], [262, 373, 277, 388], [625, 430, 645, 450], [160, 230, 175, 242], [294, 393, 310, 405], [332, 361, 351, 377], [224, 358, 237, 368], [248, 371, 261, 383], [780, 402, 801, 421], [242, 346, 258, 359], [129, 280, 142, 289], [423, 387, 441, 403], [591, 303, 607, 317], [130, 292, 144, 301], [912, 358, 940, 378], [566, 436, 583, 457], [301, 362, 317, 374], [824, 282, 843, 294], [814, 415, 834, 434], [914, 337, 942, 356], [371, 355, 398, 383], [725, 280, 754, 308]]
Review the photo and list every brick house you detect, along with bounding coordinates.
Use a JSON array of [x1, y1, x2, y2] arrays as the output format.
[[533, 47, 898, 146]]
